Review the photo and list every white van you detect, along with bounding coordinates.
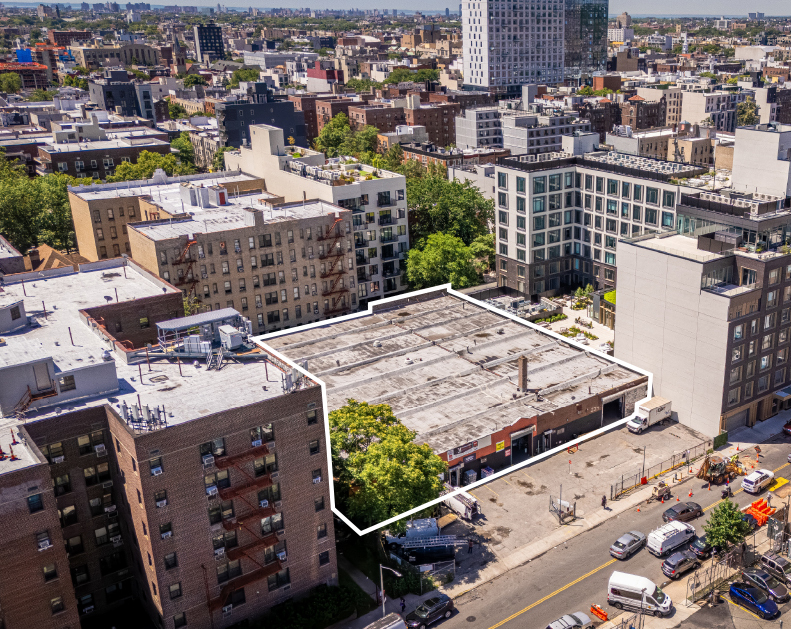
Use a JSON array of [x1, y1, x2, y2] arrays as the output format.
[[742, 469, 774, 494], [646, 521, 695, 557], [363, 613, 407, 629], [608, 571, 672, 617]]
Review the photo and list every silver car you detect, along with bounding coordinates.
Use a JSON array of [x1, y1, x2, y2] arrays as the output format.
[[546, 611, 593, 629], [609, 530, 646, 560]]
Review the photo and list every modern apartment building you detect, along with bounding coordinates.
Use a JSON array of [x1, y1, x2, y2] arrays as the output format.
[[564, 0, 608, 81], [88, 69, 145, 117], [0, 258, 336, 629], [680, 90, 749, 133], [225, 125, 410, 305], [456, 100, 591, 155], [194, 23, 225, 64], [616, 189, 791, 437], [451, 143, 707, 299], [731, 123, 791, 200], [462, 0, 565, 94]]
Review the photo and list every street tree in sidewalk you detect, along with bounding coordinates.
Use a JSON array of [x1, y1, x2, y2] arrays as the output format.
[[702, 498, 752, 551], [170, 131, 196, 170], [406, 232, 480, 290]]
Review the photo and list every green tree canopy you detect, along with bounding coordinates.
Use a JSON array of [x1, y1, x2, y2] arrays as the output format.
[[406, 232, 480, 290], [0, 72, 22, 94], [168, 100, 189, 120], [469, 233, 495, 275], [228, 67, 261, 88], [183, 74, 208, 88], [737, 97, 759, 127], [329, 400, 446, 528], [171, 132, 195, 168], [28, 88, 55, 102], [384, 67, 439, 85], [106, 151, 196, 182], [407, 170, 493, 246], [64, 74, 89, 90], [212, 146, 234, 171], [344, 77, 382, 93], [313, 113, 379, 159], [702, 498, 752, 550]]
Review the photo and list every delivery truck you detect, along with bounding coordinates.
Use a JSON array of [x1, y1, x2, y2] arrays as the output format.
[[627, 397, 672, 434], [442, 485, 480, 520]]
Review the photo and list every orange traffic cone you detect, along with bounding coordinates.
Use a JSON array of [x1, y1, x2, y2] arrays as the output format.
[[677, 496, 680, 501], [737, 444, 740, 452], [637, 506, 640, 512], [689, 489, 693, 497], [708, 482, 711, 491], [661, 497, 664, 504]]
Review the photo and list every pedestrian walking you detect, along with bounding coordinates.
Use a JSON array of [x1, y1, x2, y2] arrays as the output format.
[[601, 495, 607, 510], [400, 597, 406, 614], [468, 538, 474, 554]]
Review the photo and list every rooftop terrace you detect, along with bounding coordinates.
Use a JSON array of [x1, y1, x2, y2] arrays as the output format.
[[261, 290, 645, 454]]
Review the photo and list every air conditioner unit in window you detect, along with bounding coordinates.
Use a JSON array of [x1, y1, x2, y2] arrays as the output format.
[[151, 467, 163, 476], [206, 486, 218, 497], [251, 439, 262, 448], [277, 550, 287, 561], [222, 604, 233, 615], [271, 471, 279, 480], [313, 476, 322, 484], [52, 456, 65, 464], [95, 444, 107, 456], [259, 499, 269, 508], [104, 505, 117, 513], [202, 454, 215, 467], [102, 480, 113, 489], [277, 529, 285, 537], [267, 440, 275, 450], [111, 535, 122, 545], [161, 531, 172, 539], [38, 540, 52, 551], [214, 547, 225, 557], [82, 606, 95, 614], [274, 500, 282, 509], [156, 499, 167, 508]]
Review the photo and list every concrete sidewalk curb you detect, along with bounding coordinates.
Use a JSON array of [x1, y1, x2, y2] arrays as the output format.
[[443, 421, 786, 602]]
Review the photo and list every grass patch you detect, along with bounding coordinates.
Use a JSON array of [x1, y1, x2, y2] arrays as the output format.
[[603, 290, 616, 305]]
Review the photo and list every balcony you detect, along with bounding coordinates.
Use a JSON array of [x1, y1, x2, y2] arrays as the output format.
[[380, 234, 398, 244], [215, 443, 272, 470], [208, 560, 283, 611], [382, 266, 400, 278], [378, 217, 394, 226], [226, 531, 280, 561], [381, 251, 402, 261], [218, 473, 274, 501], [355, 239, 369, 249]]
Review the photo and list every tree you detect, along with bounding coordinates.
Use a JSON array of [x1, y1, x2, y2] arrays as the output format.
[[37, 173, 80, 252], [384, 67, 439, 85], [314, 112, 353, 157], [212, 146, 233, 171], [171, 132, 195, 169], [469, 233, 495, 275], [28, 88, 55, 102], [168, 100, 189, 119], [0, 72, 22, 94], [406, 171, 493, 246], [329, 400, 446, 528], [183, 74, 208, 88], [344, 77, 381, 93], [64, 74, 89, 90], [106, 151, 195, 182], [702, 498, 752, 551], [577, 86, 594, 96], [737, 97, 759, 127], [227, 67, 261, 88], [0, 150, 43, 252], [406, 232, 480, 290]]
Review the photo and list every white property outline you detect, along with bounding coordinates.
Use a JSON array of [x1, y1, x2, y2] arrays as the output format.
[[252, 284, 653, 536]]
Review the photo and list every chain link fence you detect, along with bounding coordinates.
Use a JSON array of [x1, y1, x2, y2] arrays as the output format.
[[611, 439, 713, 501], [610, 611, 645, 629]]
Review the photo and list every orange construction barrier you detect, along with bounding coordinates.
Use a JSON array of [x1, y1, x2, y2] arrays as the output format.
[[745, 499, 776, 527], [590, 605, 608, 622]]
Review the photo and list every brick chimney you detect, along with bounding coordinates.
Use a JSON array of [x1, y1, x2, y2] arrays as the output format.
[[28, 247, 41, 269], [517, 356, 528, 391]]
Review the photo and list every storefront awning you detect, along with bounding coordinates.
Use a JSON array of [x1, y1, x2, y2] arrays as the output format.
[[775, 386, 791, 400]]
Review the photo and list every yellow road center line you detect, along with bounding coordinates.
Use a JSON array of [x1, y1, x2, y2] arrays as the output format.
[[485, 559, 618, 629]]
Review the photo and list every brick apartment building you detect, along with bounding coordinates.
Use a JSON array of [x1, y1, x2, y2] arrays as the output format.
[[575, 99, 622, 143], [313, 98, 359, 136], [0, 258, 337, 629], [620, 95, 667, 131], [404, 100, 460, 148], [36, 136, 171, 180], [48, 29, 92, 46], [427, 90, 494, 112], [0, 61, 49, 90], [348, 105, 406, 135], [402, 142, 509, 168]]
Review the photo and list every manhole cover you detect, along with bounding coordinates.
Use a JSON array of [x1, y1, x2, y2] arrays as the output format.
[[466, 617, 476, 622]]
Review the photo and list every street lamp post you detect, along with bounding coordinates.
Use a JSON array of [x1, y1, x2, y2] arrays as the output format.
[[379, 564, 403, 617], [642, 446, 646, 478]]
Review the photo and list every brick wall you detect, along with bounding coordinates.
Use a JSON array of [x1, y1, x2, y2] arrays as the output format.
[[70, 191, 146, 262]]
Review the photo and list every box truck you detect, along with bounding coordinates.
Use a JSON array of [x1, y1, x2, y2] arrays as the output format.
[[627, 397, 672, 434]]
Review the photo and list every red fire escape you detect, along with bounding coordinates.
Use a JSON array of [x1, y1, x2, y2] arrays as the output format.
[[318, 218, 351, 315], [204, 443, 285, 613], [172, 239, 197, 297]]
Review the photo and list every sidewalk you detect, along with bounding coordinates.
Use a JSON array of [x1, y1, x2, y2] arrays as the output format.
[[440, 412, 790, 601], [332, 555, 439, 629]]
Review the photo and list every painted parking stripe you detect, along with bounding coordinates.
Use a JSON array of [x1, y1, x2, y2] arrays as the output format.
[[724, 595, 763, 621]]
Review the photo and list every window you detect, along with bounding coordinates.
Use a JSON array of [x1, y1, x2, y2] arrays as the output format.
[[43, 563, 58, 582], [315, 496, 325, 512], [199, 438, 225, 459], [54, 474, 71, 496], [732, 345, 743, 363], [607, 179, 618, 195], [734, 324, 744, 340], [761, 354, 773, 371], [768, 290, 779, 309], [533, 197, 545, 213], [319, 551, 330, 566], [217, 559, 241, 584], [71, 565, 90, 586], [66, 535, 84, 556], [164, 552, 178, 570], [633, 185, 643, 202], [169, 582, 182, 600], [497, 172, 507, 189], [28, 493, 44, 513], [730, 366, 742, 385], [253, 453, 277, 477], [139, 317, 149, 329], [174, 613, 187, 628], [317, 523, 327, 539], [533, 176, 545, 194], [51, 596, 65, 615], [268, 567, 290, 591], [662, 190, 675, 208], [309, 440, 320, 455], [727, 387, 740, 406], [758, 375, 770, 393], [154, 490, 168, 507], [516, 176, 525, 193], [646, 187, 659, 205]]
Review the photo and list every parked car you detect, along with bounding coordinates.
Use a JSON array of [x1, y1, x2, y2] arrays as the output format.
[[404, 594, 454, 629], [729, 582, 779, 619], [689, 535, 713, 559], [647, 521, 696, 557], [662, 502, 702, 523], [742, 567, 790, 603], [741, 469, 774, 494], [609, 531, 646, 560], [661, 550, 700, 580], [761, 552, 791, 586], [783, 420, 791, 436], [742, 513, 758, 531], [546, 611, 593, 629]]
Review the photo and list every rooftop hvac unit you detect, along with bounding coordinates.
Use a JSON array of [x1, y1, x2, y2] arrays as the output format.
[[260, 499, 269, 508], [156, 499, 167, 508], [202, 454, 215, 467]]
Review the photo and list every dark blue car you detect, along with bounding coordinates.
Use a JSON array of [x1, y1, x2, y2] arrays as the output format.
[[729, 582, 779, 619]]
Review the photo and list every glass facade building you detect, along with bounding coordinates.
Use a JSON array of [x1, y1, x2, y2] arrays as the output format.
[[563, 0, 608, 83]]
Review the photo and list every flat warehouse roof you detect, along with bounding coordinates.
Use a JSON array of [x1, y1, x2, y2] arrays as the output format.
[[261, 289, 646, 454]]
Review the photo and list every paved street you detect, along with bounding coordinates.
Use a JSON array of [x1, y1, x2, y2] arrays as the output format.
[[440, 437, 791, 629]]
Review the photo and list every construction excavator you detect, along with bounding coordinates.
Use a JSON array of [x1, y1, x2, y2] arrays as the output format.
[[696, 453, 745, 485]]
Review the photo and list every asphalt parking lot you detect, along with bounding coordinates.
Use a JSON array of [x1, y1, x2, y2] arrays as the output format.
[[442, 420, 709, 578]]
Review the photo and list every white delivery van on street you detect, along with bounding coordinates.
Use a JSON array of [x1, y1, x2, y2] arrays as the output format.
[[627, 397, 672, 434], [443, 485, 480, 520], [646, 521, 695, 557], [608, 571, 673, 617]]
